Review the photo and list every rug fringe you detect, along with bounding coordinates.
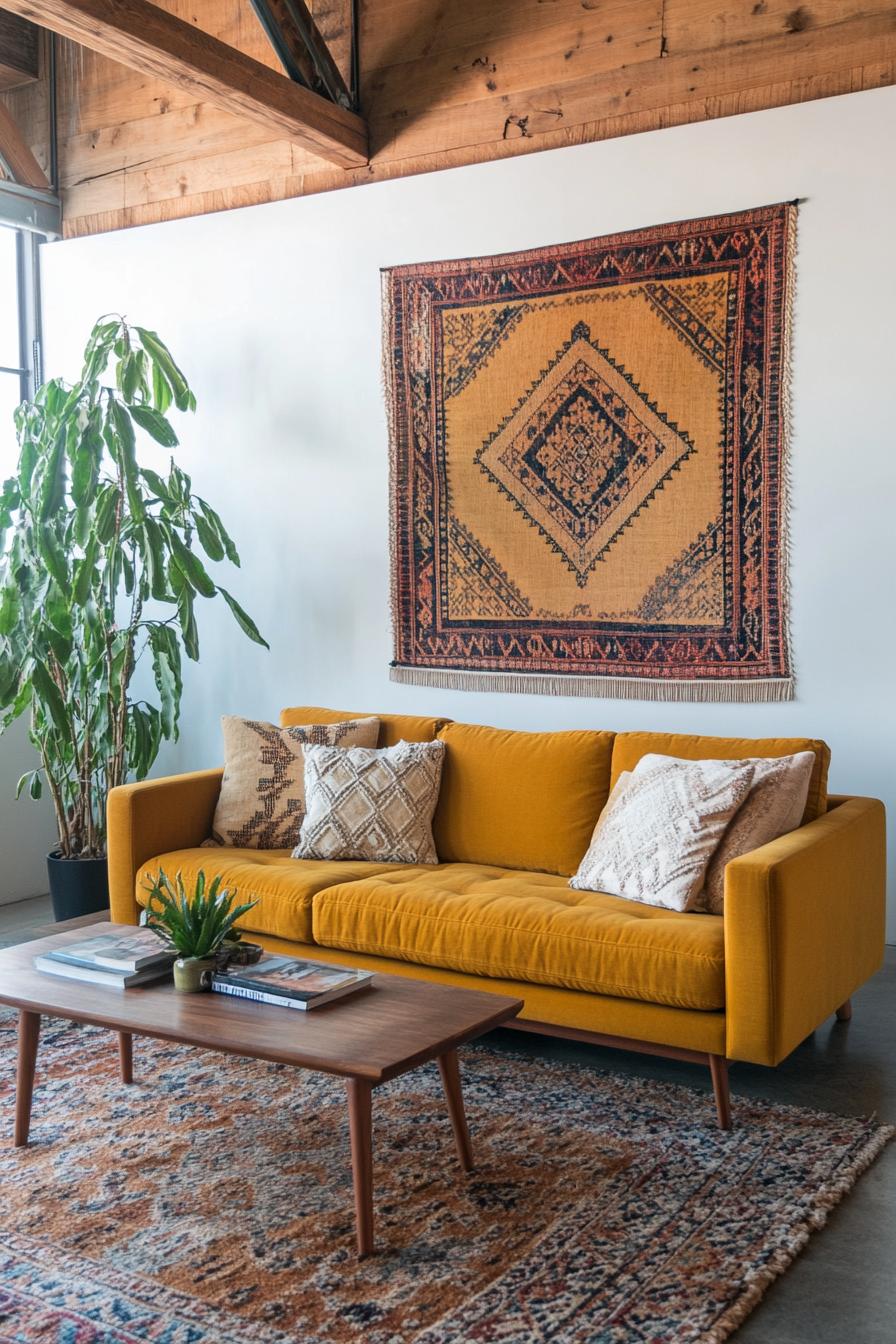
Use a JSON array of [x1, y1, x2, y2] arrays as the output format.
[[390, 664, 795, 702], [703, 1119, 895, 1344]]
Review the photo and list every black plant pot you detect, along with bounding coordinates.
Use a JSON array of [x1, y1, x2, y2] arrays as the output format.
[[47, 851, 110, 922]]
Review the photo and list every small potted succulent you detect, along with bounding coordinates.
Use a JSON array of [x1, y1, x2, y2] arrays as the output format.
[[143, 869, 259, 992]]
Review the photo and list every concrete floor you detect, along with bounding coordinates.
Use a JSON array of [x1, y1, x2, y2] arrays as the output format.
[[1, 895, 892, 1343]]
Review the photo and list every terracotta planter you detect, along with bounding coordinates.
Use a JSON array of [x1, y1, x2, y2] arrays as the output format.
[[172, 956, 215, 993]]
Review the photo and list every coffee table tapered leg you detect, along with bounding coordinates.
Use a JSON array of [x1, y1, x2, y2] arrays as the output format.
[[346, 1078, 374, 1257], [118, 1031, 134, 1083], [14, 1010, 40, 1147], [438, 1049, 474, 1173]]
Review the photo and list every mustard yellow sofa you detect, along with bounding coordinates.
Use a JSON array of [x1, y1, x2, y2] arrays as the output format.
[[107, 705, 887, 1128]]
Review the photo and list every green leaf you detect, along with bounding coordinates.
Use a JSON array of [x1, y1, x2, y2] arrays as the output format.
[[15, 769, 43, 801], [139, 519, 171, 602], [140, 467, 174, 500], [30, 660, 69, 735], [218, 587, 269, 648], [70, 422, 103, 508], [38, 426, 67, 521], [197, 499, 239, 565], [177, 584, 199, 661], [135, 328, 193, 413], [194, 512, 224, 562], [17, 437, 38, 499], [72, 535, 98, 605], [95, 483, 121, 543], [149, 626, 179, 739], [0, 583, 20, 636], [129, 403, 179, 448], [151, 361, 173, 414], [38, 524, 69, 590], [107, 401, 145, 522], [171, 531, 216, 598], [120, 352, 141, 402]]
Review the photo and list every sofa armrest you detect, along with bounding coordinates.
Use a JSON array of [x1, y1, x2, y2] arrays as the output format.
[[724, 795, 886, 1066], [107, 770, 224, 924]]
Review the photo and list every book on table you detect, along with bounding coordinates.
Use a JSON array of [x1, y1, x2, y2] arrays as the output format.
[[212, 955, 372, 1010], [34, 929, 175, 988]]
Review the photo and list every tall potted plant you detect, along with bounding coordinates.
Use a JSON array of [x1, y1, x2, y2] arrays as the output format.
[[0, 316, 268, 919]]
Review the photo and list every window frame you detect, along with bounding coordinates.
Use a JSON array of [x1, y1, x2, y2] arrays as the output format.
[[0, 227, 43, 404]]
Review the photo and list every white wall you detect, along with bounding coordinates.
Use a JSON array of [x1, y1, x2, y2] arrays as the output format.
[[40, 87, 896, 933], [0, 717, 56, 903]]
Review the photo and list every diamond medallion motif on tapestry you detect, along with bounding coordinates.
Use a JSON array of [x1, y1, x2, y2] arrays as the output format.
[[384, 204, 796, 700], [476, 321, 695, 586]]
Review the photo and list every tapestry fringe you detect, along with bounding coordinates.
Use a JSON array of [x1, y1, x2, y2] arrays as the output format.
[[777, 201, 798, 694], [390, 665, 795, 703]]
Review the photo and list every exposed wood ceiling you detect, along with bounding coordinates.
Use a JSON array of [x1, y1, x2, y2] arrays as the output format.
[[0, 0, 367, 164], [2, 0, 895, 238]]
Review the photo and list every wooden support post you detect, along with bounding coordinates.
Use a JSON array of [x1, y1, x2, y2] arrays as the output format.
[[0, 98, 49, 188], [709, 1054, 732, 1131], [835, 999, 853, 1022]]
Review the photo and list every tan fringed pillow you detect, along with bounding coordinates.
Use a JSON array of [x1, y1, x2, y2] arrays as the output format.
[[209, 715, 380, 849], [698, 751, 815, 914], [293, 740, 446, 864], [570, 753, 756, 912]]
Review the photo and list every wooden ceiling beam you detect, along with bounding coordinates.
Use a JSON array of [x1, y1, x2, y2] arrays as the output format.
[[0, 12, 40, 89], [0, 94, 48, 186], [0, 0, 368, 167]]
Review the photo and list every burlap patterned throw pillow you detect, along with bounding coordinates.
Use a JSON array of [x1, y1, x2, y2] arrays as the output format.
[[698, 751, 816, 914], [293, 740, 446, 864], [209, 716, 380, 849], [570, 753, 756, 912]]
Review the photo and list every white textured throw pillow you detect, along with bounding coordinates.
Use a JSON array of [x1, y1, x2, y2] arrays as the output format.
[[570, 753, 756, 912], [698, 751, 815, 914], [293, 739, 446, 864]]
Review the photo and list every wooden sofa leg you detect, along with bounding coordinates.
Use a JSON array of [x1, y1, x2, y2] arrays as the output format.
[[708, 1054, 732, 1131], [835, 999, 853, 1022]]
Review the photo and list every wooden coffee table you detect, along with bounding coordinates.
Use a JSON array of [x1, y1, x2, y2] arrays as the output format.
[[0, 924, 522, 1256]]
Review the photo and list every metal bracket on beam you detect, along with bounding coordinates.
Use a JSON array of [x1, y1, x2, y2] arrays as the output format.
[[0, 179, 61, 237], [249, 0, 356, 111]]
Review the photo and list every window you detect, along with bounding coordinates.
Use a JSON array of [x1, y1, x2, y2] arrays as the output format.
[[0, 224, 42, 478]]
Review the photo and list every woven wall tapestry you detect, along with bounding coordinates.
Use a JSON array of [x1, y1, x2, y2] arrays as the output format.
[[384, 202, 796, 701]]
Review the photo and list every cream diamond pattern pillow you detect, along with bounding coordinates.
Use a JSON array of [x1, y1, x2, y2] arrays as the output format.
[[570, 753, 756, 912], [699, 751, 816, 914], [294, 739, 446, 864], [209, 715, 380, 849]]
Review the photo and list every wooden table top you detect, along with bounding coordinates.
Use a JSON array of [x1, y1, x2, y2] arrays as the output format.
[[0, 924, 522, 1083]]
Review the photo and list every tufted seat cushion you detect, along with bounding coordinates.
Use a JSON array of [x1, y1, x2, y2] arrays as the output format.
[[311, 863, 725, 1011], [135, 848, 419, 945]]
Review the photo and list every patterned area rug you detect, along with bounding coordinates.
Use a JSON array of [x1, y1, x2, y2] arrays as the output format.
[[0, 1015, 890, 1343], [384, 203, 795, 700]]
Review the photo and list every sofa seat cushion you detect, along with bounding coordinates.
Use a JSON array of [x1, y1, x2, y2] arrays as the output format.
[[135, 849, 418, 944], [312, 864, 725, 1011]]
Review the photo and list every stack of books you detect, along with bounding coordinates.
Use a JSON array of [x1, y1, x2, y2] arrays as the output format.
[[212, 955, 372, 1011], [34, 930, 175, 988]]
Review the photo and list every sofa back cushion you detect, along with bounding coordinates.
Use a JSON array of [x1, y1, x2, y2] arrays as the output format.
[[280, 705, 449, 748], [433, 722, 615, 876], [610, 732, 831, 825]]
